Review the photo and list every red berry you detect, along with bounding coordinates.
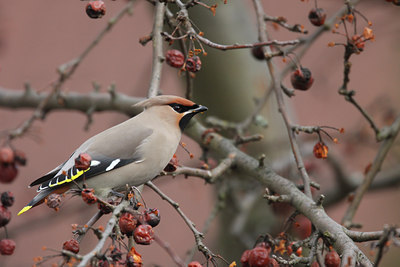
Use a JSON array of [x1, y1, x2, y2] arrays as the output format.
[[251, 46, 265, 60], [290, 66, 314, 91], [188, 261, 202, 267], [325, 250, 341, 267], [1, 191, 14, 207], [293, 216, 312, 239], [134, 224, 154, 245], [62, 239, 80, 254], [0, 163, 18, 183], [45, 193, 62, 210], [240, 249, 252, 267], [308, 8, 327, 26], [119, 213, 137, 236], [75, 153, 92, 170], [311, 262, 320, 267], [86, 0, 106, 19], [0, 206, 11, 227], [313, 142, 328, 159], [81, 188, 97, 204], [0, 239, 16, 255], [248, 246, 270, 267], [186, 56, 202, 72], [0, 147, 14, 164], [166, 49, 185, 68], [144, 208, 160, 227], [14, 150, 27, 166]]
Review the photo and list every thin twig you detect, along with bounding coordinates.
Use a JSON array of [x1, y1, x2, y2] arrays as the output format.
[[145, 181, 216, 262], [342, 115, 400, 228]]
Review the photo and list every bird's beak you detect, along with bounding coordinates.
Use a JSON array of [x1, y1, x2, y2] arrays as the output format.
[[192, 105, 208, 114]]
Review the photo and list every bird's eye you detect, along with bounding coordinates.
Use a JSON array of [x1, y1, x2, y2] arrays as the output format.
[[172, 104, 183, 113]]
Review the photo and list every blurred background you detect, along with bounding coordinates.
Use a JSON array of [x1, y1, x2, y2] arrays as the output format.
[[0, 0, 399, 266]]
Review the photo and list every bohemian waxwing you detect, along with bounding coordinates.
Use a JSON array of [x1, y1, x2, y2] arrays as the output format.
[[18, 95, 207, 215]]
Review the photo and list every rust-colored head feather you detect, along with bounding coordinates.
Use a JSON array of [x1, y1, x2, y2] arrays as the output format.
[[135, 95, 195, 109]]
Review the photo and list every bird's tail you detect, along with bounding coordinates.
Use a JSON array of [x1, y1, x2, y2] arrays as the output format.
[[18, 189, 54, 215]]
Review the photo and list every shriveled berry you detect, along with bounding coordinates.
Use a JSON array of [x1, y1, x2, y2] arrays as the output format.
[[86, 0, 106, 19], [393, 0, 400, 6], [62, 239, 80, 254], [308, 8, 327, 26], [14, 150, 27, 166], [325, 250, 340, 267], [251, 46, 265, 60], [188, 261, 202, 267], [0, 163, 18, 183], [126, 247, 142, 267], [1, 191, 14, 207], [166, 49, 185, 68], [290, 66, 314, 91], [45, 194, 62, 210], [248, 246, 270, 267], [134, 224, 154, 245], [75, 153, 92, 170], [119, 212, 137, 236], [240, 249, 251, 267], [144, 208, 160, 227], [0, 239, 16, 255], [82, 188, 97, 204], [313, 142, 328, 159], [0, 206, 11, 227], [0, 147, 14, 164], [186, 56, 202, 72]]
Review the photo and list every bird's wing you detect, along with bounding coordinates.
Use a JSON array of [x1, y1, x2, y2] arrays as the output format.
[[30, 123, 154, 193]]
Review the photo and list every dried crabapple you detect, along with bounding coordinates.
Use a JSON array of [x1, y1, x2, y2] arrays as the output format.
[[0, 239, 16, 255], [119, 212, 138, 236], [75, 153, 92, 170], [1, 191, 14, 207], [248, 246, 270, 267], [308, 8, 327, 26], [134, 224, 154, 245], [86, 0, 106, 19], [166, 49, 185, 68], [325, 250, 341, 267], [81, 188, 97, 204], [144, 208, 160, 227], [290, 66, 314, 90], [46, 193, 62, 210], [0, 163, 18, 183], [251, 46, 265, 60], [186, 56, 202, 72], [63, 239, 80, 254], [313, 142, 328, 159]]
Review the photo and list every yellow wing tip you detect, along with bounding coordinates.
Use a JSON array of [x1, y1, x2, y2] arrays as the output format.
[[17, 206, 32, 216]]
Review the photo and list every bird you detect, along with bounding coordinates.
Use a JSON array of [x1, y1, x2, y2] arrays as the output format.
[[18, 95, 207, 215]]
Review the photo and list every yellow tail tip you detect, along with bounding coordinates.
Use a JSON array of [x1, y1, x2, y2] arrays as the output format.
[[17, 206, 32, 216]]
